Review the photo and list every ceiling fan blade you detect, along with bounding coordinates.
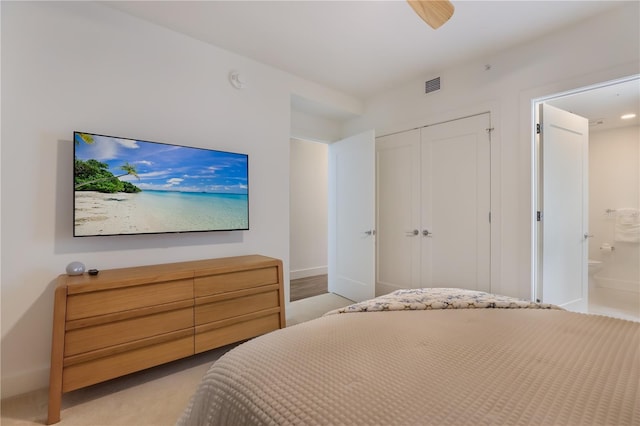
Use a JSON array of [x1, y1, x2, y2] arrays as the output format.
[[407, 0, 455, 29]]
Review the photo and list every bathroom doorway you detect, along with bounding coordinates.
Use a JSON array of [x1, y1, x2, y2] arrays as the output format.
[[535, 76, 640, 321]]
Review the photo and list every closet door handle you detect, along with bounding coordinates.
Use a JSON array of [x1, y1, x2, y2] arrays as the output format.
[[406, 229, 419, 236], [422, 229, 433, 237]]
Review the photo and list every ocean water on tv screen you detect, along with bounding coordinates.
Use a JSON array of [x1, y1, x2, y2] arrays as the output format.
[[140, 190, 249, 230]]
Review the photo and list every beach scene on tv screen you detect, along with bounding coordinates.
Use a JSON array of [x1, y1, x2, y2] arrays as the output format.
[[74, 132, 249, 236]]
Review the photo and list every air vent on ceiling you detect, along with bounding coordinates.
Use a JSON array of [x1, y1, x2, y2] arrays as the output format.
[[425, 77, 441, 94], [589, 119, 604, 127]]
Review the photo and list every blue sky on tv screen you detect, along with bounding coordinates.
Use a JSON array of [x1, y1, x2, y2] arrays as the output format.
[[74, 133, 248, 194]]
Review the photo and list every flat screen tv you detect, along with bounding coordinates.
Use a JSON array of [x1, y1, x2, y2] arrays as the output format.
[[73, 131, 249, 237]]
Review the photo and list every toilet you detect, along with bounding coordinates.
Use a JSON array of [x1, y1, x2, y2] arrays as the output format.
[[588, 259, 603, 290]]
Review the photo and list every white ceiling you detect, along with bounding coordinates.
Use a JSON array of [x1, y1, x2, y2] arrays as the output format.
[[105, 1, 638, 127], [546, 78, 640, 132]]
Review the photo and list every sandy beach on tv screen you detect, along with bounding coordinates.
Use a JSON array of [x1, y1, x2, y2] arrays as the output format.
[[75, 190, 248, 235], [74, 191, 159, 236]]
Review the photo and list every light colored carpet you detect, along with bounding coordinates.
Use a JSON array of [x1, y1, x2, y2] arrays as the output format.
[[285, 292, 353, 326], [1, 293, 353, 426]]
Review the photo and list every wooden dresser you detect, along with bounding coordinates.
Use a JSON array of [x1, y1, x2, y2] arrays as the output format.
[[47, 255, 285, 424]]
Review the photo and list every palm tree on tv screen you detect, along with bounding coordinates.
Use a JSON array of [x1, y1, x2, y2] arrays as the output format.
[[74, 161, 140, 191], [74, 133, 141, 193]]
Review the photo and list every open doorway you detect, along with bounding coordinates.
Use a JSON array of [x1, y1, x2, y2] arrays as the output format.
[[289, 137, 329, 302], [533, 75, 640, 321], [287, 137, 356, 326]]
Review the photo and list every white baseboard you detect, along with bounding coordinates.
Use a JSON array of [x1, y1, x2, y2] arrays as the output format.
[[290, 266, 327, 280]]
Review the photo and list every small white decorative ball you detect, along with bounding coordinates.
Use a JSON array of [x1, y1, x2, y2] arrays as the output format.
[[66, 261, 86, 276]]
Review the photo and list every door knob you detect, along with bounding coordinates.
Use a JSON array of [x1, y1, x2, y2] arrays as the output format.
[[405, 229, 419, 236], [584, 233, 594, 239], [364, 230, 376, 236], [422, 229, 432, 237]]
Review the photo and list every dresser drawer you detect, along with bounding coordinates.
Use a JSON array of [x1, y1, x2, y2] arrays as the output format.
[[194, 311, 280, 353], [65, 306, 194, 356], [66, 279, 193, 321], [195, 289, 279, 325], [194, 267, 278, 297], [62, 330, 193, 392]]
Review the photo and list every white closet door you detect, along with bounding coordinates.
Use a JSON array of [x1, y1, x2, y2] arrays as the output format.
[[421, 113, 491, 291], [376, 129, 421, 294]]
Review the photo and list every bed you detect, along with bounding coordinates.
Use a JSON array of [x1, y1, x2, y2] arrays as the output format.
[[177, 288, 640, 425]]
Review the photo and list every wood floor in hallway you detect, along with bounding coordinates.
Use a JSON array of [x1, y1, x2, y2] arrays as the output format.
[[290, 274, 328, 301]]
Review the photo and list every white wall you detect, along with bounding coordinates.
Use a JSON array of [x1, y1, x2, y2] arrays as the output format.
[[343, 2, 640, 300], [291, 109, 344, 143], [0, 2, 357, 398], [589, 125, 640, 292], [289, 139, 328, 280]]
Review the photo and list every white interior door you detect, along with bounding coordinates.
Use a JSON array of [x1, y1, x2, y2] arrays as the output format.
[[538, 103, 589, 311], [421, 113, 491, 291], [328, 130, 376, 302], [376, 129, 421, 293]]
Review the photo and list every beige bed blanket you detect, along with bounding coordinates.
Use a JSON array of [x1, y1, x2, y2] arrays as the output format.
[[178, 293, 639, 425]]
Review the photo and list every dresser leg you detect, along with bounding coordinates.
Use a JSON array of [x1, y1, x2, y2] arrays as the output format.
[[47, 390, 61, 425], [48, 285, 67, 424]]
